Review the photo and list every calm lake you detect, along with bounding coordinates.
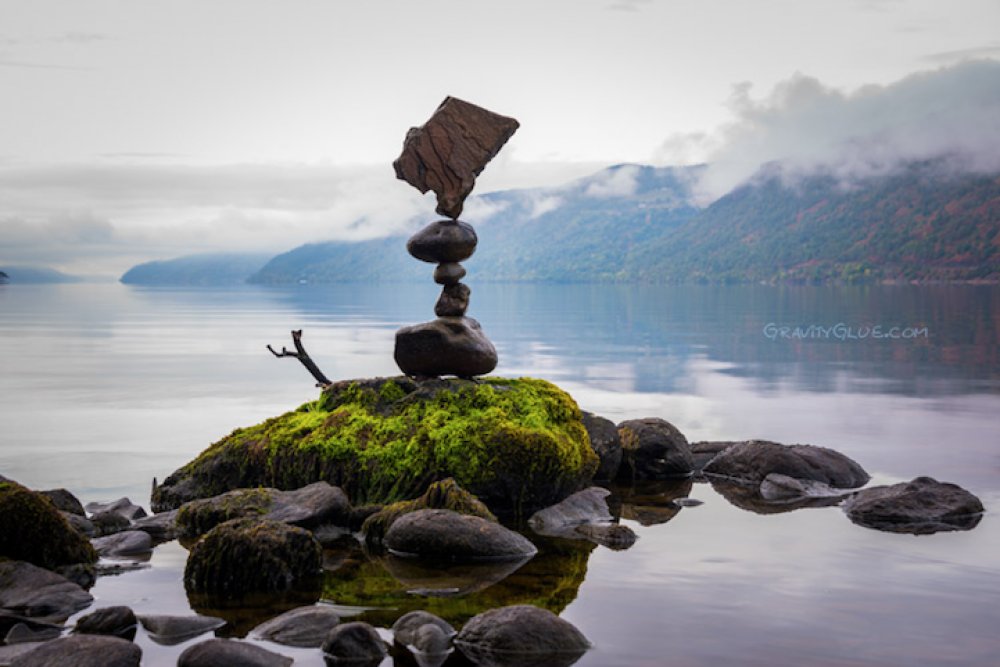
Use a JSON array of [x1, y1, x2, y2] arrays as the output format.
[[1, 282, 998, 666]]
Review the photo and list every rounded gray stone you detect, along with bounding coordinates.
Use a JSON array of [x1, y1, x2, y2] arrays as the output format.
[[407, 220, 478, 263], [385, 509, 537, 562]]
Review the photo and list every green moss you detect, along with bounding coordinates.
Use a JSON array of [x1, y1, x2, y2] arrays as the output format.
[[0, 480, 97, 569], [153, 376, 598, 518], [362, 478, 496, 548], [176, 487, 273, 538]]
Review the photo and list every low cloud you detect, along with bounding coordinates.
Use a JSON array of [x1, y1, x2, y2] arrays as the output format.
[[666, 60, 1000, 202], [583, 164, 641, 197]]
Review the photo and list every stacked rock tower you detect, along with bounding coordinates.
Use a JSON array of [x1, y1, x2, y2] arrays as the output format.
[[392, 97, 519, 378]]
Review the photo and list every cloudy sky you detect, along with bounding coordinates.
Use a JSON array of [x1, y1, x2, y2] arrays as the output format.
[[2, 0, 999, 276]]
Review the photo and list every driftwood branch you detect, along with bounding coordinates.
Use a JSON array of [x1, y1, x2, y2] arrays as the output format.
[[267, 329, 332, 387]]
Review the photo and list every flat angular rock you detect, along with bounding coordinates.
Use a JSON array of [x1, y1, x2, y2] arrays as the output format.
[[703, 440, 869, 488], [250, 605, 340, 648], [178, 638, 291, 667], [395, 317, 497, 378], [131, 510, 178, 541], [322, 621, 387, 664], [91, 531, 152, 558], [9, 634, 140, 667], [385, 509, 537, 562], [528, 488, 613, 536], [760, 473, 853, 502], [137, 614, 225, 645], [617, 418, 693, 480], [456, 605, 589, 667], [0, 561, 93, 624], [843, 476, 985, 534], [394, 96, 519, 219], [408, 220, 478, 263], [85, 498, 146, 522]]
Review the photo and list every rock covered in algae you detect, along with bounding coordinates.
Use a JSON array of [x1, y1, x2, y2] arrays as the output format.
[[393, 96, 519, 219], [0, 479, 97, 571], [152, 377, 598, 518]]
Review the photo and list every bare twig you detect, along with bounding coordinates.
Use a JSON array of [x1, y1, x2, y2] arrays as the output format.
[[267, 329, 332, 387]]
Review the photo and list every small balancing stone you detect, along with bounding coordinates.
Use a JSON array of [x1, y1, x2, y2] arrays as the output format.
[[407, 219, 477, 263]]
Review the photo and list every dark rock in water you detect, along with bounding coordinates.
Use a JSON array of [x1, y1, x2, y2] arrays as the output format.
[[0, 561, 93, 624], [184, 519, 322, 596], [843, 476, 985, 534], [456, 604, 590, 667], [62, 512, 96, 537], [74, 606, 137, 639], [9, 635, 140, 667], [689, 441, 739, 472], [385, 509, 537, 562], [85, 498, 146, 522], [392, 610, 455, 648], [322, 621, 387, 665], [432, 262, 466, 286], [91, 531, 152, 558], [131, 510, 178, 542], [581, 412, 622, 480], [408, 220, 478, 264], [4, 622, 61, 644], [574, 522, 637, 550], [250, 605, 340, 648], [395, 317, 497, 377], [178, 638, 291, 667], [0, 480, 97, 570], [0, 610, 63, 640], [152, 376, 597, 520], [89, 511, 131, 537], [703, 440, 870, 488], [137, 614, 226, 645], [760, 473, 854, 502], [528, 487, 613, 528], [434, 282, 471, 317], [363, 478, 496, 549], [616, 418, 693, 480], [608, 478, 694, 526], [710, 477, 847, 515], [39, 489, 85, 516], [393, 96, 519, 219], [176, 482, 350, 538]]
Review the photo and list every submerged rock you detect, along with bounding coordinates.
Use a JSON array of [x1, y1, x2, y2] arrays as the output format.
[[152, 376, 597, 519], [91, 531, 152, 558], [0, 480, 97, 570], [529, 487, 614, 534], [74, 606, 137, 639], [183, 519, 321, 596], [9, 634, 141, 667], [616, 418, 693, 480], [574, 523, 637, 550], [394, 317, 497, 378], [322, 621, 387, 665], [759, 473, 854, 502], [456, 604, 590, 667], [0, 561, 93, 624], [391, 610, 455, 648], [843, 476, 984, 534], [385, 509, 537, 562], [84, 498, 146, 522], [175, 482, 350, 538], [137, 614, 226, 645], [178, 638, 291, 667], [250, 605, 340, 648], [702, 440, 870, 488]]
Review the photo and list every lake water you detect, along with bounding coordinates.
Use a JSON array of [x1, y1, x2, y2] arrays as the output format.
[[1, 282, 998, 666]]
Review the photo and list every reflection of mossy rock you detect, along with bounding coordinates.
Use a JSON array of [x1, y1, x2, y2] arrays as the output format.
[[183, 519, 322, 597], [0, 480, 97, 570], [153, 376, 597, 518]]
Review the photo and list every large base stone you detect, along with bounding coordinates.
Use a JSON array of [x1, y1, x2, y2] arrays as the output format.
[[394, 317, 497, 378]]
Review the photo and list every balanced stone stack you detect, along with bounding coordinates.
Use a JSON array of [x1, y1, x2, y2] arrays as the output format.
[[392, 97, 519, 378]]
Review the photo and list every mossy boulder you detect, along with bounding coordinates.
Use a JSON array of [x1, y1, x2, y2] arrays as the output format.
[[0, 480, 97, 570], [153, 376, 598, 518], [183, 519, 322, 597]]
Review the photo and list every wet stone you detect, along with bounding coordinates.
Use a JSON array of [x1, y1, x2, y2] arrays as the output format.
[[407, 220, 478, 264], [434, 283, 471, 317], [433, 262, 466, 286]]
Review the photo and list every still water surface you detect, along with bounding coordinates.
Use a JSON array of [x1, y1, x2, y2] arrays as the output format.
[[1, 283, 998, 666]]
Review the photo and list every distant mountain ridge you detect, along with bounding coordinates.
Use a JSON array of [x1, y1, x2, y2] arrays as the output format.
[[120, 161, 1000, 286], [121, 252, 272, 286], [0, 265, 81, 284]]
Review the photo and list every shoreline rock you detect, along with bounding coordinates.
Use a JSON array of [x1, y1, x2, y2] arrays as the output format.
[[843, 476, 985, 534]]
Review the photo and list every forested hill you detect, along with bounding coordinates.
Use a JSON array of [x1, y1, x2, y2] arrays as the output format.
[[629, 162, 1000, 284], [121, 161, 1000, 285]]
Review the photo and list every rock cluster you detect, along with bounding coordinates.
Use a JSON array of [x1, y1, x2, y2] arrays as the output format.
[[393, 97, 518, 378]]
